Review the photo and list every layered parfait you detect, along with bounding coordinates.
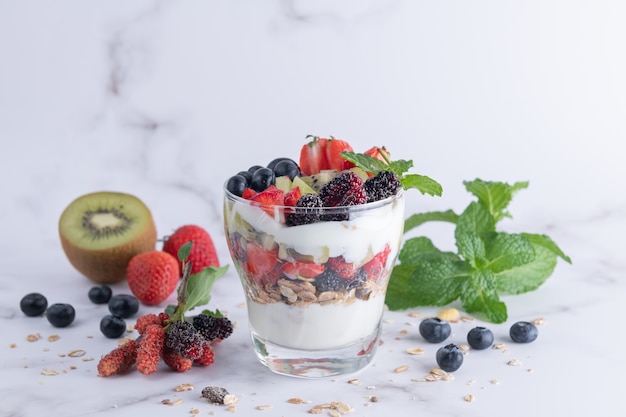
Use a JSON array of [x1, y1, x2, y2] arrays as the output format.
[[223, 137, 407, 352]]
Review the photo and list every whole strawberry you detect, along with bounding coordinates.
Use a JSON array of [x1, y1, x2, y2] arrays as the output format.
[[127, 251, 179, 305], [162, 225, 219, 275]]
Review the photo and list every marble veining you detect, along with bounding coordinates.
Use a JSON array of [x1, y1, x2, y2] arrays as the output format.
[[1, 1, 625, 416]]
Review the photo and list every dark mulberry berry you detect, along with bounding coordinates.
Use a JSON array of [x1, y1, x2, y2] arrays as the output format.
[[319, 171, 367, 208], [364, 171, 402, 202], [314, 270, 344, 292], [286, 194, 323, 226], [166, 321, 205, 360], [193, 314, 234, 342]]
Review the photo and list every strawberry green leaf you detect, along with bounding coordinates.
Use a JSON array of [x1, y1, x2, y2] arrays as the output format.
[[460, 270, 508, 323], [404, 210, 459, 233]]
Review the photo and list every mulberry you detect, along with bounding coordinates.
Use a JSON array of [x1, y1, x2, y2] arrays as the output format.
[[166, 321, 204, 360], [134, 313, 163, 335], [319, 171, 367, 207], [194, 340, 215, 367], [285, 194, 323, 226], [193, 314, 234, 342], [364, 171, 401, 202], [314, 269, 344, 292], [162, 346, 193, 373], [97, 339, 140, 377], [136, 324, 165, 375]]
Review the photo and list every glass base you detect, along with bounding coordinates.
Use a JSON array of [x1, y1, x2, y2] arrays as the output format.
[[250, 325, 381, 378]]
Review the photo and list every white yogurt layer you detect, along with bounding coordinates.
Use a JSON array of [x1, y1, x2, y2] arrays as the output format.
[[247, 295, 386, 350], [227, 194, 405, 266]]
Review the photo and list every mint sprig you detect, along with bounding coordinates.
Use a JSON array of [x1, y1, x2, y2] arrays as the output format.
[[165, 241, 229, 319], [341, 150, 443, 197], [385, 179, 571, 323]]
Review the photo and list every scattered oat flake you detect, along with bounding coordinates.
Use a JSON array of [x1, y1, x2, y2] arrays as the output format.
[[407, 311, 421, 318], [531, 317, 545, 325], [287, 397, 310, 404], [437, 307, 460, 322], [347, 378, 360, 385], [394, 365, 409, 373], [81, 357, 94, 362], [47, 335, 60, 342], [10, 343, 16, 348], [162, 399, 183, 406], [399, 329, 409, 335], [370, 396, 379, 403], [490, 379, 500, 385], [329, 410, 341, 417], [460, 315, 475, 322], [174, 383, 194, 392], [41, 369, 58, 376], [406, 347, 424, 355], [69, 366, 77, 370], [507, 359, 522, 366], [494, 343, 507, 350], [68, 349, 86, 357], [464, 394, 475, 403], [459, 343, 470, 353], [27, 334, 41, 342], [256, 405, 272, 410], [190, 408, 200, 414], [335, 401, 354, 414]]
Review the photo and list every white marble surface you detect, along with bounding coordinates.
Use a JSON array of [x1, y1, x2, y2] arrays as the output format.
[[1, 1, 625, 416]]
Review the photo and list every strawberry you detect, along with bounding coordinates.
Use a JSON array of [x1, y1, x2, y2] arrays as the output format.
[[362, 244, 392, 281], [364, 146, 390, 163], [299, 136, 329, 176], [241, 188, 257, 199], [325, 138, 355, 171], [327, 255, 357, 279], [163, 225, 220, 275], [249, 186, 284, 216], [127, 251, 179, 305], [245, 241, 278, 283], [284, 187, 302, 207], [280, 261, 325, 280]]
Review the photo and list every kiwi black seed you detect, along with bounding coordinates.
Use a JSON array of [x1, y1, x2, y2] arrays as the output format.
[[58, 191, 157, 284]]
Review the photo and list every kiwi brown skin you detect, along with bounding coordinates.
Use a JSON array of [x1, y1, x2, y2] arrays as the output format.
[[58, 192, 157, 284]]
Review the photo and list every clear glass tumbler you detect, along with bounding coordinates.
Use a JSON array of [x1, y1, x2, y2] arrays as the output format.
[[223, 186, 404, 378]]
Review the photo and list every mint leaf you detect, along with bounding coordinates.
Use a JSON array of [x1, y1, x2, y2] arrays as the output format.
[[484, 232, 535, 273], [181, 265, 228, 312], [464, 179, 529, 223], [454, 202, 494, 266], [495, 242, 558, 294], [340, 151, 442, 196], [460, 270, 508, 323], [397, 236, 460, 264], [404, 210, 458, 233], [178, 241, 193, 263], [522, 233, 572, 263]]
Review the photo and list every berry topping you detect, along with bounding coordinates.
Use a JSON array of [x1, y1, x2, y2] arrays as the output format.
[[436, 343, 464, 372], [162, 346, 193, 372], [419, 317, 451, 343], [193, 314, 234, 342], [299, 136, 329, 176], [46, 303, 76, 328], [100, 314, 127, 339], [313, 270, 344, 292], [364, 171, 402, 202], [467, 326, 494, 350], [88, 285, 112, 304], [280, 261, 325, 280], [108, 294, 139, 319], [327, 255, 357, 279], [318, 170, 367, 210], [20, 293, 48, 317], [285, 194, 323, 226], [509, 321, 538, 343], [249, 186, 285, 216], [284, 186, 302, 207]]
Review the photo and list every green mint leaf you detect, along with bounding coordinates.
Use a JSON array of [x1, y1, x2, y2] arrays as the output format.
[[400, 174, 443, 196], [484, 232, 535, 273], [464, 179, 529, 223], [521, 233, 572, 264], [200, 308, 225, 318], [181, 265, 229, 313], [460, 270, 508, 323], [397, 236, 461, 265], [455, 202, 494, 266], [178, 241, 193, 263], [340, 151, 442, 196], [386, 254, 469, 310], [404, 210, 459, 233], [455, 231, 486, 268], [495, 242, 558, 294]]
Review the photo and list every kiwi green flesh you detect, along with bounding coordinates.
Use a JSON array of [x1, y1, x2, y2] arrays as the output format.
[[59, 192, 153, 251]]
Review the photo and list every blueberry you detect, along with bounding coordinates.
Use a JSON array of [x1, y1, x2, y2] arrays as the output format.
[[46, 303, 76, 328], [108, 294, 139, 318], [467, 326, 494, 350], [250, 167, 275, 192], [419, 317, 451, 343], [436, 343, 464, 372], [236, 170, 253, 184], [267, 157, 290, 171], [20, 293, 48, 317], [247, 165, 264, 174], [272, 159, 301, 180], [226, 174, 249, 197], [509, 321, 538, 343], [88, 285, 112, 304], [100, 315, 127, 338]]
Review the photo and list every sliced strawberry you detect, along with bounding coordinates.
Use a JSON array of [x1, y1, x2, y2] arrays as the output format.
[[246, 241, 278, 283], [241, 187, 257, 199], [299, 136, 329, 176], [364, 146, 390, 163], [327, 255, 358, 279], [325, 138, 355, 171], [284, 187, 302, 207], [280, 261, 325, 280], [249, 186, 284, 216], [362, 244, 392, 281]]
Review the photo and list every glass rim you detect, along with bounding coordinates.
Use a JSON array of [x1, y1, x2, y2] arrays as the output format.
[[223, 182, 404, 212]]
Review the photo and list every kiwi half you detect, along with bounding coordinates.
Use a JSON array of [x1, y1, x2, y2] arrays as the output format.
[[59, 191, 157, 284]]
